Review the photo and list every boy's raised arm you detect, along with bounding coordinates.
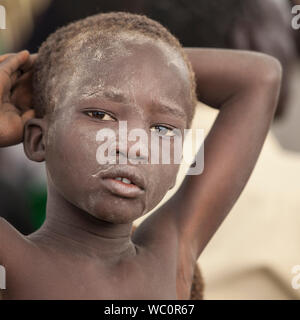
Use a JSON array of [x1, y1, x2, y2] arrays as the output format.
[[0, 51, 36, 147], [141, 49, 282, 260], [0, 52, 36, 284], [177, 48, 281, 258]]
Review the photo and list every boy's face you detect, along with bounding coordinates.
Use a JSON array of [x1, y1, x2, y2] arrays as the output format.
[[44, 35, 193, 223]]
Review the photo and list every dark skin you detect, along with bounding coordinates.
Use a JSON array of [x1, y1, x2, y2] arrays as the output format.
[[0, 37, 281, 299]]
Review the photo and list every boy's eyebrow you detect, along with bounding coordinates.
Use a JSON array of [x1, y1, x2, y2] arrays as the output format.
[[151, 98, 187, 121], [83, 87, 129, 103], [82, 88, 187, 121], [103, 88, 128, 103]]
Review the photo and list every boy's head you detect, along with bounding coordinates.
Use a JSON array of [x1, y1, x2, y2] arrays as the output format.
[[25, 12, 197, 223]]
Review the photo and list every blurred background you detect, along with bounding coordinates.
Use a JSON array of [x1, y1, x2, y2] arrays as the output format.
[[0, 0, 300, 299]]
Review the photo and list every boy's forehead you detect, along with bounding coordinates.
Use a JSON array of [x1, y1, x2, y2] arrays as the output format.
[[58, 34, 192, 116], [85, 33, 190, 80], [81, 36, 188, 85]]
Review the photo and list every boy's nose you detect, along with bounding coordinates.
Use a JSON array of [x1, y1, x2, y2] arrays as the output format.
[[115, 124, 149, 163], [115, 140, 148, 163]]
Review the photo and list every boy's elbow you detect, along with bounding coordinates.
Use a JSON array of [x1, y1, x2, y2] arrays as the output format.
[[246, 53, 283, 112], [254, 54, 282, 91], [264, 56, 282, 86], [261, 56, 282, 114]]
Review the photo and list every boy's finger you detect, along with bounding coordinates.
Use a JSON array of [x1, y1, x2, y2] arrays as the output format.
[[0, 53, 14, 63], [21, 53, 38, 72], [0, 69, 21, 98], [22, 108, 35, 121], [10, 70, 22, 86], [0, 109, 23, 147], [21, 109, 35, 124], [0, 51, 30, 77], [0, 52, 36, 73], [10, 71, 34, 111]]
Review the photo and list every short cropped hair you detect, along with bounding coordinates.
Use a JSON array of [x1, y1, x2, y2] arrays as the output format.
[[33, 11, 197, 124]]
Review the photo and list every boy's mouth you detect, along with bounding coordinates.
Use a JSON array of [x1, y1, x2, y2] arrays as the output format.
[[113, 177, 135, 184], [103, 178, 144, 198], [100, 167, 146, 198]]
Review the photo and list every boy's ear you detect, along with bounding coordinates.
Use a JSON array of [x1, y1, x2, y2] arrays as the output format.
[[23, 118, 46, 162]]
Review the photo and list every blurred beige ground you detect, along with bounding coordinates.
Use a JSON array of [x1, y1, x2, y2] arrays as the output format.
[[198, 131, 300, 300]]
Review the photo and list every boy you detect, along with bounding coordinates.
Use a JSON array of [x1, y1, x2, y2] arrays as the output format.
[[0, 12, 281, 299]]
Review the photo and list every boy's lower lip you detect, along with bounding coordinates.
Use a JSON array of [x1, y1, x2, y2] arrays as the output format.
[[102, 178, 144, 198]]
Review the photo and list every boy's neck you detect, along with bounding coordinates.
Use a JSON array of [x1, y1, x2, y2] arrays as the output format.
[[34, 183, 137, 264]]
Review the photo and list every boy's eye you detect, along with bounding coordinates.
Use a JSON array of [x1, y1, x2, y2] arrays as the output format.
[[85, 111, 115, 121], [150, 125, 176, 137]]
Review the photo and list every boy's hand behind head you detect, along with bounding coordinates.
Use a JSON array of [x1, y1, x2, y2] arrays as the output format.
[[0, 51, 36, 147]]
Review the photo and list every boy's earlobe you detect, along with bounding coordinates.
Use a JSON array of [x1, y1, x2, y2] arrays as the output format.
[[23, 118, 46, 162]]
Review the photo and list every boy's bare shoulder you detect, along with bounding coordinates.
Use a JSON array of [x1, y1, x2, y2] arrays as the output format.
[[0, 217, 13, 242], [0, 218, 28, 262], [0, 217, 27, 242], [0, 217, 19, 236]]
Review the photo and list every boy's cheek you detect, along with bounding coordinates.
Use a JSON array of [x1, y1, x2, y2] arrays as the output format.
[[45, 127, 100, 190], [144, 164, 179, 209], [47, 120, 98, 162]]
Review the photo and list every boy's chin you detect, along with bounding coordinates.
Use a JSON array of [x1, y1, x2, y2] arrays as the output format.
[[86, 198, 146, 224]]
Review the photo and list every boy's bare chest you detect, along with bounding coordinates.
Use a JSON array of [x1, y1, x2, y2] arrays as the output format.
[[2, 250, 182, 300]]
